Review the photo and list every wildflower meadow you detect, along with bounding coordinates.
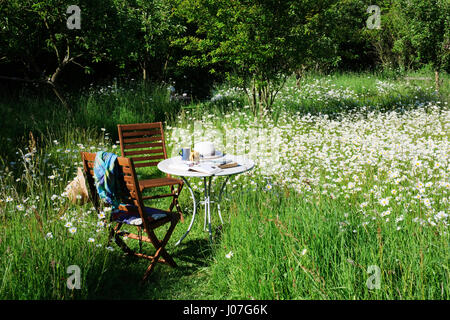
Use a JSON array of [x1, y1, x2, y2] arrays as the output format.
[[0, 72, 448, 300], [1, 0, 449, 303]]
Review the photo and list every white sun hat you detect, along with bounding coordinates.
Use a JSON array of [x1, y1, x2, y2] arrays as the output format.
[[194, 141, 216, 157]]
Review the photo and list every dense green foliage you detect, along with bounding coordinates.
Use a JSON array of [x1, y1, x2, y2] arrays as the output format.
[[1, 0, 449, 105]]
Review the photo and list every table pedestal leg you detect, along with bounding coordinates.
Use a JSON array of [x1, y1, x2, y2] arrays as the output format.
[[206, 176, 212, 242], [175, 177, 197, 246], [176, 175, 232, 245], [217, 176, 230, 224]]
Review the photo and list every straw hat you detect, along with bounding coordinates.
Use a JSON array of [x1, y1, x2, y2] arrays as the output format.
[[65, 167, 89, 205]]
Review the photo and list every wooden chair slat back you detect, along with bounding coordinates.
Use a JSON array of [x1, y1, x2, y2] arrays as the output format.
[[117, 122, 168, 168], [80, 152, 144, 212]]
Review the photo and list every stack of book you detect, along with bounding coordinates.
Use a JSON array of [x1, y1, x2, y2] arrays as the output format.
[[170, 157, 240, 174]]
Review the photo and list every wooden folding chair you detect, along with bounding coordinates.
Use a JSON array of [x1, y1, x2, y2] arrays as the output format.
[[117, 122, 184, 222], [81, 152, 180, 281]]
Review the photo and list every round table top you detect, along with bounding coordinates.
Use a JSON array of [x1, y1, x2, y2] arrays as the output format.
[[158, 155, 255, 178]]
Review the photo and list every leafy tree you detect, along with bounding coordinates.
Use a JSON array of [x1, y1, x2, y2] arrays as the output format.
[[390, 0, 449, 90], [112, 0, 183, 81], [0, 0, 133, 108], [173, 0, 341, 113], [362, 0, 405, 70], [364, 0, 450, 86]]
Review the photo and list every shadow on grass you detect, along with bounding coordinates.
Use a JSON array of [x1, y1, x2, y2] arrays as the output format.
[[84, 237, 212, 299]]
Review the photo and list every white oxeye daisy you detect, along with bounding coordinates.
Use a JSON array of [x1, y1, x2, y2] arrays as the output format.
[[88, 238, 95, 243], [225, 251, 234, 259], [45, 232, 53, 239], [64, 222, 73, 228], [434, 211, 448, 220], [423, 198, 431, 208], [68, 227, 77, 234], [379, 198, 389, 207], [5, 196, 13, 202], [97, 211, 106, 219], [380, 210, 391, 217], [16, 204, 25, 211]]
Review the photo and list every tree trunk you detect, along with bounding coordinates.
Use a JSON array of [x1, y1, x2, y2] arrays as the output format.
[[48, 64, 71, 110], [162, 53, 170, 81], [435, 70, 440, 92], [142, 61, 148, 81], [295, 65, 306, 89], [143, 67, 147, 81], [49, 82, 70, 110]]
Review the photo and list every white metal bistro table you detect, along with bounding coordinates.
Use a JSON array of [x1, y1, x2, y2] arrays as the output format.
[[157, 155, 255, 245]]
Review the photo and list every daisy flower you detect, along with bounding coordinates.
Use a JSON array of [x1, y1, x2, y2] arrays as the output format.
[[378, 198, 389, 207]]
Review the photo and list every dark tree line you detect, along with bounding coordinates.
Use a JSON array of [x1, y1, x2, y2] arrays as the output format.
[[1, 0, 449, 109]]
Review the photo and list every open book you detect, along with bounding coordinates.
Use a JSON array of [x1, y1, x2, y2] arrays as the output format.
[[170, 161, 222, 174], [189, 162, 222, 174]]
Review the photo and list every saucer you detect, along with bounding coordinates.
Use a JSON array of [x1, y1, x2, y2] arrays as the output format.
[[199, 150, 224, 160]]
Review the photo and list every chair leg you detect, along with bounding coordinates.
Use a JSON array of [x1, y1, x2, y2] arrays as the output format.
[[112, 223, 140, 256], [169, 183, 184, 223], [142, 216, 179, 281], [150, 217, 179, 267], [106, 222, 117, 246]]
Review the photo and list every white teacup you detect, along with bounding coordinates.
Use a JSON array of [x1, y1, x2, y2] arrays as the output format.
[[194, 141, 215, 157]]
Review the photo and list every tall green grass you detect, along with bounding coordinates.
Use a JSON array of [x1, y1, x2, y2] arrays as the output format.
[[210, 187, 449, 299], [0, 71, 448, 299]]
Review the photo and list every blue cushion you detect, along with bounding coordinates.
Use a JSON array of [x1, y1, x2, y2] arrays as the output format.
[[111, 205, 168, 225]]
